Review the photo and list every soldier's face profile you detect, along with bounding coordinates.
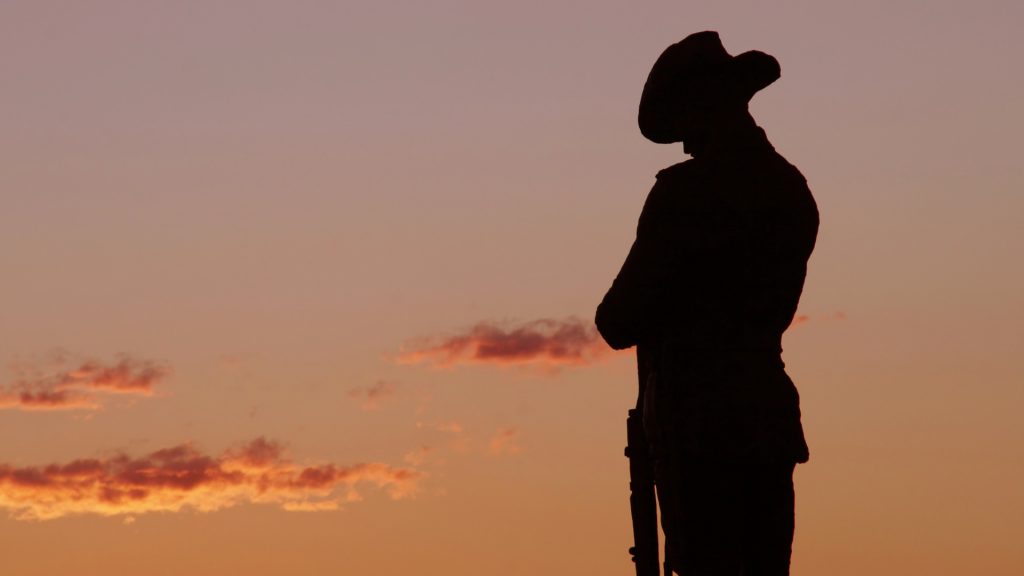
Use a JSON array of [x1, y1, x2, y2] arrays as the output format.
[[670, 102, 699, 142], [671, 100, 712, 147]]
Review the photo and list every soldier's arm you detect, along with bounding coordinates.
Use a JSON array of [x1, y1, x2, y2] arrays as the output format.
[[595, 182, 672, 350]]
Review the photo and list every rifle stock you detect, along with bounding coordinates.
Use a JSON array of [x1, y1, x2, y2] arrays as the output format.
[[626, 345, 661, 575]]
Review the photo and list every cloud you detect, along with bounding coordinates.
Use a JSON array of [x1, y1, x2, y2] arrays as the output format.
[[0, 390, 100, 411], [281, 500, 342, 512], [416, 421, 463, 434], [433, 421, 463, 434], [0, 355, 170, 412], [0, 438, 421, 521], [416, 420, 470, 454], [347, 381, 397, 411], [488, 427, 522, 456], [403, 446, 433, 466], [56, 358, 166, 394], [788, 311, 847, 329], [397, 317, 611, 369]]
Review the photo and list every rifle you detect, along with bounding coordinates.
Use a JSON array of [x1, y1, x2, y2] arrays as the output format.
[[626, 345, 662, 575]]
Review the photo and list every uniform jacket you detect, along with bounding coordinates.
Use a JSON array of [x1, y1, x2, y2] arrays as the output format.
[[596, 126, 818, 461]]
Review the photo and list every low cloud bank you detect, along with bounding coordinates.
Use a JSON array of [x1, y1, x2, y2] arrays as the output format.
[[0, 438, 420, 521]]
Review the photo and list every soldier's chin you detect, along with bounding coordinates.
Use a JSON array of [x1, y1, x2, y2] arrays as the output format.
[[682, 137, 706, 157]]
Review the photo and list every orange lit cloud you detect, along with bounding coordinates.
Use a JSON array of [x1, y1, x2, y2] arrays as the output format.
[[0, 356, 169, 412], [398, 317, 611, 369], [0, 438, 420, 521], [789, 311, 847, 328], [488, 427, 522, 456], [403, 446, 433, 466], [417, 421, 469, 454], [0, 390, 100, 411], [347, 381, 397, 411], [433, 421, 464, 434], [416, 420, 464, 434]]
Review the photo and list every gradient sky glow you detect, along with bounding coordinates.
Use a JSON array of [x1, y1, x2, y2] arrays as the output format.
[[2, 2, 1022, 575]]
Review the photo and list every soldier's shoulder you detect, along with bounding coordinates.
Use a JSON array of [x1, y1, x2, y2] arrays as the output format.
[[655, 159, 702, 182], [649, 159, 717, 212]]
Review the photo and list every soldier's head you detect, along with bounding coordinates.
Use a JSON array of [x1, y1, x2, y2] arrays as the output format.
[[639, 32, 780, 151]]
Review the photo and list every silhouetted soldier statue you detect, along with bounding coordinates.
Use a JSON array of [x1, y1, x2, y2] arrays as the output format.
[[597, 31, 818, 576]]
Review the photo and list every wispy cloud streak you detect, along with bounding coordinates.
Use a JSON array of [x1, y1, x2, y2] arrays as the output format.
[[347, 381, 397, 411], [788, 311, 847, 329], [0, 438, 420, 521], [0, 356, 169, 412], [488, 427, 522, 456], [398, 317, 610, 369]]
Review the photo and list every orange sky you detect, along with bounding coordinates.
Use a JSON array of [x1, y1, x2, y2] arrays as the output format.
[[1, 2, 1022, 575]]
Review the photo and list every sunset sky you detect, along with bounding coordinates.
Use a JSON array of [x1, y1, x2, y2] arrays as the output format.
[[2, 1, 1022, 574]]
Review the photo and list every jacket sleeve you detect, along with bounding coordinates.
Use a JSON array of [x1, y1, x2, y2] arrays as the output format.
[[595, 182, 672, 350]]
